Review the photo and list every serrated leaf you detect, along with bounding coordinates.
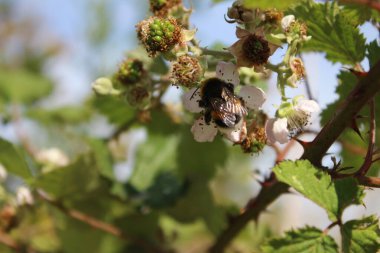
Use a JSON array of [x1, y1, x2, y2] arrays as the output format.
[[342, 4, 380, 25], [292, 1, 366, 64], [273, 160, 364, 221], [0, 69, 53, 104], [34, 155, 99, 198], [0, 138, 32, 179], [367, 40, 380, 68], [244, 0, 298, 10], [27, 106, 92, 125], [262, 226, 338, 253], [341, 216, 380, 253]]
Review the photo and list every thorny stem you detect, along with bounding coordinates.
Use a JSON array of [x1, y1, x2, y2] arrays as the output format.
[[355, 99, 376, 176], [208, 59, 380, 253]]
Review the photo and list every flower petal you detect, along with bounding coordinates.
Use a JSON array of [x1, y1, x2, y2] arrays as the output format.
[[218, 120, 247, 143], [182, 88, 202, 113], [295, 99, 320, 114], [265, 118, 289, 144], [216, 61, 240, 86], [239, 86, 266, 110], [191, 117, 218, 142]]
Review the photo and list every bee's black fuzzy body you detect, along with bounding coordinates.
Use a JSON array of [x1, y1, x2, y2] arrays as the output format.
[[198, 78, 247, 128]]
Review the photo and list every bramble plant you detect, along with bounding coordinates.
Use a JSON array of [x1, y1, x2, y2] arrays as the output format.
[[0, 0, 380, 252]]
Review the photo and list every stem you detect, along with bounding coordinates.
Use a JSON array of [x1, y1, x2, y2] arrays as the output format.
[[200, 47, 234, 60], [208, 59, 380, 252], [355, 99, 376, 176]]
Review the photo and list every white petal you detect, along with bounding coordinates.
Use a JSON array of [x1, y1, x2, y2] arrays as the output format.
[[265, 118, 289, 144], [191, 117, 218, 142], [281, 15, 295, 31], [273, 118, 289, 144], [16, 186, 34, 206], [216, 61, 240, 86], [218, 120, 247, 143], [182, 88, 202, 113], [239, 86, 266, 110], [295, 99, 320, 114]]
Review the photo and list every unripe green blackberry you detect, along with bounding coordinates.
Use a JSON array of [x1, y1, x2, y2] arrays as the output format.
[[115, 59, 144, 86], [171, 55, 202, 88], [149, 0, 182, 17], [136, 17, 182, 57]]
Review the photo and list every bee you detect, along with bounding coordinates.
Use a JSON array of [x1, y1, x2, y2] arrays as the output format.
[[197, 78, 247, 128]]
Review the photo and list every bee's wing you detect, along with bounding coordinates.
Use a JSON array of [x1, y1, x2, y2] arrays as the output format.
[[210, 98, 247, 128]]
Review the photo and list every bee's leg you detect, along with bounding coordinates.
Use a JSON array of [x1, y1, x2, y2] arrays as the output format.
[[204, 110, 212, 125]]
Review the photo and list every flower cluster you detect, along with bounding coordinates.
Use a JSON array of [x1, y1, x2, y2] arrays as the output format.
[[182, 62, 267, 151]]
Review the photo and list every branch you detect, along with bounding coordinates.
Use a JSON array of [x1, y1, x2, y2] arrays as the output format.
[[356, 99, 376, 176], [208, 59, 380, 252], [40, 194, 127, 240]]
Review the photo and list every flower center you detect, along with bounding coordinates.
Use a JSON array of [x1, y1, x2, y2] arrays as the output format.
[[242, 34, 270, 65], [286, 110, 310, 135]]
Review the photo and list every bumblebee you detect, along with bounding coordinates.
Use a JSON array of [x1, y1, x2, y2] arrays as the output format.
[[198, 78, 247, 128]]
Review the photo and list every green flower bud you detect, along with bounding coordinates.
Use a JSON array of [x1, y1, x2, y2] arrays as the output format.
[[92, 77, 121, 96], [149, 0, 182, 17]]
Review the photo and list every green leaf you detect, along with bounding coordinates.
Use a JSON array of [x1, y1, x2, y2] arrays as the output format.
[[342, 4, 380, 25], [0, 138, 32, 179], [86, 138, 115, 180], [273, 160, 364, 221], [367, 40, 380, 68], [176, 126, 228, 180], [34, 155, 99, 198], [27, 106, 92, 125], [130, 134, 179, 190], [262, 226, 338, 253], [144, 171, 186, 209], [292, 1, 366, 64], [244, 0, 298, 10], [341, 216, 380, 253], [92, 96, 135, 126], [0, 69, 53, 104]]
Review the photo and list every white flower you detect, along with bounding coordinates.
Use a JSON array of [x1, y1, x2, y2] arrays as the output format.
[[281, 15, 295, 31], [183, 62, 266, 143], [36, 148, 70, 171], [0, 164, 7, 181], [265, 98, 320, 144], [16, 186, 34, 206]]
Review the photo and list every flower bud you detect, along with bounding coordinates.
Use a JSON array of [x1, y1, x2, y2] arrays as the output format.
[[136, 17, 182, 57], [0, 164, 7, 182], [16, 186, 34, 206], [149, 0, 182, 17], [92, 77, 121, 96], [226, 1, 255, 23], [171, 55, 202, 88]]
